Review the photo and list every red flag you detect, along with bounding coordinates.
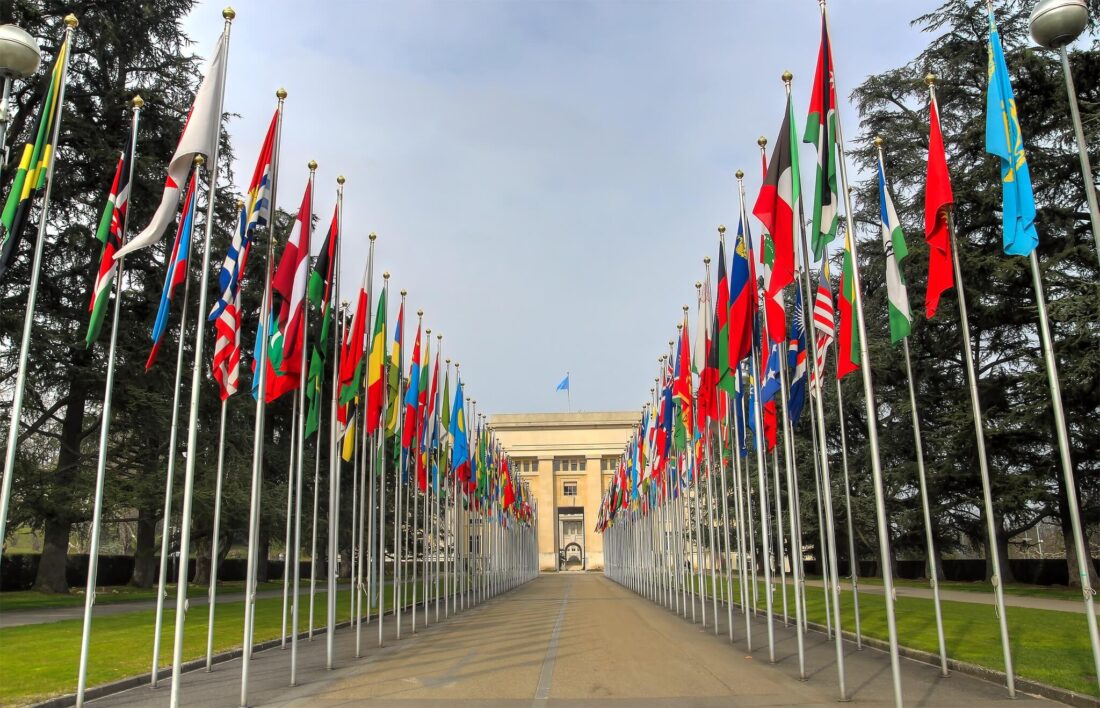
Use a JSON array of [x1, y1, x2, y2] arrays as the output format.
[[925, 94, 955, 319], [271, 180, 313, 378], [753, 97, 797, 344]]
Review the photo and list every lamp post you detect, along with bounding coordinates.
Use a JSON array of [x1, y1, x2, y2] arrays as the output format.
[[0, 23, 41, 176], [1029, 0, 1100, 267]]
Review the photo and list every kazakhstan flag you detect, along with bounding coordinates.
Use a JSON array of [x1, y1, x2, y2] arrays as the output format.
[[985, 9, 1039, 257]]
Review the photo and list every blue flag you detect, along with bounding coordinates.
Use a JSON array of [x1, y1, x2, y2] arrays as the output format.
[[985, 8, 1038, 256], [759, 342, 782, 404], [556, 373, 569, 392], [787, 281, 807, 426]]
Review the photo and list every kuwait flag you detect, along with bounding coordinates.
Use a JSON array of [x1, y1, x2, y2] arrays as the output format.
[[877, 152, 912, 344]]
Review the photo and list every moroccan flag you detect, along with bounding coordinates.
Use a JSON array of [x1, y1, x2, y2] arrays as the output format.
[[753, 95, 798, 344], [272, 180, 313, 377], [804, 15, 839, 260], [401, 322, 422, 451], [714, 238, 733, 393], [364, 288, 388, 434], [728, 218, 755, 366], [146, 169, 198, 370], [836, 234, 860, 379], [925, 92, 955, 319], [85, 150, 131, 347], [0, 34, 71, 282], [386, 302, 404, 434], [878, 152, 912, 344], [339, 263, 370, 405]]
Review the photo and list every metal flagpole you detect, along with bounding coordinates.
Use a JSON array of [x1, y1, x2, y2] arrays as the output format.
[[348, 375, 359, 624], [151, 157, 200, 689], [358, 245, 378, 652], [377, 273, 391, 647], [730, 365, 752, 649], [926, 75, 1015, 697], [288, 161, 316, 684], [76, 93, 140, 708], [445, 358, 453, 618], [823, 2, 900, 697], [169, 11, 234, 701], [697, 275, 721, 635], [240, 86, 285, 708], [776, 312, 805, 677], [206, 396, 228, 668], [834, 379, 862, 648], [0, 14, 76, 562], [280, 397, 297, 649]]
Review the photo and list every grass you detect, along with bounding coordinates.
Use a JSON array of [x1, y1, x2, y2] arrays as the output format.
[[800, 574, 1087, 600], [693, 575, 1099, 698], [0, 580, 434, 706], [0, 581, 285, 612]]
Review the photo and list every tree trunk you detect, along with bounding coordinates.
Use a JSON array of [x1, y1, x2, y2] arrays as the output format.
[[193, 535, 211, 586], [257, 525, 270, 582], [989, 512, 1016, 583], [32, 518, 72, 593], [130, 507, 156, 588], [1058, 470, 1099, 589]]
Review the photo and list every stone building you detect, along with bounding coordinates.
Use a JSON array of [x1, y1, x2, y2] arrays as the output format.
[[489, 411, 638, 572]]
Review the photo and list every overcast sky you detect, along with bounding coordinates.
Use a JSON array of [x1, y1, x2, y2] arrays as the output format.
[[181, 0, 940, 416]]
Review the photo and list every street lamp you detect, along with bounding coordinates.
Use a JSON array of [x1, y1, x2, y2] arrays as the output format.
[[0, 23, 41, 172], [1029, 0, 1100, 268]]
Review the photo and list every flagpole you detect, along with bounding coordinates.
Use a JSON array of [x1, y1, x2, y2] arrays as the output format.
[[376, 272, 391, 648], [75, 93, 140, 708], [150, 157, 201, 689], [205, 396, 228, 668], [833, 378, 861, 648], [820, 4, 901, 698], [169, 12, 234, 704], [239, 86, 285, 708], [355, 250, 375, 654], [0, 13, 76, 576], [280, 397, 298, 648]]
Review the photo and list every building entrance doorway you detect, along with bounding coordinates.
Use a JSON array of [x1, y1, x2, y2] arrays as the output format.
[[558, 510, 584, 570]]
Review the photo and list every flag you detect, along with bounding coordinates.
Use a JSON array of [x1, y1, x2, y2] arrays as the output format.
[[672, 315, 693, 444], [209, 109, 276, 321], [728, 218, 755, 366], [714, 238, 733, 393], [212, 205, 249, 399], [759, 341, 782, 404], [985, 9, 1038, 257], [85, 150, 130, 347], [308, 207, 338, 313], [339, 264, 370, 405], [364, 288, 387, 434], [804, 14, 839, 261], [925, 90, 955, 319], [556, 374, 569, 392], [695, 269, 717, 421], [810, 262, 835, 394], [402, 322, 422, 451], [271, 180, 313, 377], [146, 169, 198, 370], [788, 280, 808, 425], [304, 208, 338, 435], [115, 31, 227, 259], [450, 379, 469, 486], [0, 34, 70, 282], [878, 153, 912, 344], [837, 234, 860, 379], [386, 302, 404, 434], [753, 94, 799, 344]]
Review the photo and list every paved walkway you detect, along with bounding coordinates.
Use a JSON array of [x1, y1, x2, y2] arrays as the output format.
[[800, 578, 1094, 614], [87, 573, 1051, 707]]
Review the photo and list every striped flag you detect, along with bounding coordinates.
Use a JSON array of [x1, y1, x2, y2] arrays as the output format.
[[272, 180, 313, 379], [212, 205, 248, 399], [85, 150, 131, 347], [877, 152, 912, 344], [146, 169, 198, 370], [836, 235, 860, 380], [810, 263, 835, 395]]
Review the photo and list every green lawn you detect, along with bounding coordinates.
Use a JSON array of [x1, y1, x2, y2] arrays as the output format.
[[802, 574, 1086, 600], [0, 581, 285, 612], [693, 575, 1098, 698], [0, 580, 434, 706]]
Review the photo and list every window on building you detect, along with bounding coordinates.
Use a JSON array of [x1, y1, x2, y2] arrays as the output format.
[[601, 456, 619, 472], [554, 456, 584, 472], [514, 458, 536, 473], [563, 481, 577, 496]]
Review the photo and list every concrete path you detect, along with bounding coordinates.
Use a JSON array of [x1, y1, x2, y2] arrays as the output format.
[[800, 578, 1094, 614], [86, 573, 1053, 707]]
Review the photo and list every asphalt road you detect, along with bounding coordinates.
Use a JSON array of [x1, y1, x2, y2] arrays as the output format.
[[84, 572, 1054, 707]]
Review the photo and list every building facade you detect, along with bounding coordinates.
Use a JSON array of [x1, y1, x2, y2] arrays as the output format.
[[489, 411, 638, 572]]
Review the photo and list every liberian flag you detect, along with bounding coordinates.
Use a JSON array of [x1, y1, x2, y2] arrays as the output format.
[[877, 152, 912, 344], [272, 179, 313, 377], [115, 31, 226, 259], [85, 150, 130, 348], [810, 263, 835, 396], [146, 169, 198, 370]]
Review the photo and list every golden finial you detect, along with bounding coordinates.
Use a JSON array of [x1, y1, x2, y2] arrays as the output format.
[[417, 309, 424, 317], [236, 198, 244, 208], [446, 358, 451, 364], [437, 333, 442, 340], [64, 14, 78, 28], [925, 73, 937, 87], [782, 70, 793, 84], [194, 155, 205, 166], [400, 289, 407, 296], [669, 340, 674, 347], [131, 95, 144, 109], [694, 281, 702, 289], [308, 159, 317, 171], [703, 256, 711, 265], [337, 175, 345, 185], [369, 232, 377, 241], [682, 305, 689, 312], [383, 271, 390, 280], [222, 7, 236, 20], [874, 136, 884, 148], [426, 327, 431, 335], [718, 224, 726, 234], [757, 136, 767, 148], [677, 322, 683, 330], [276, 88, 287, 100], [735, 169, 744, 179]]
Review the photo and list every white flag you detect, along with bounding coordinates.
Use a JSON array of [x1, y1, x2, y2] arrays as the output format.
[[115, 31, 227, 259]]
